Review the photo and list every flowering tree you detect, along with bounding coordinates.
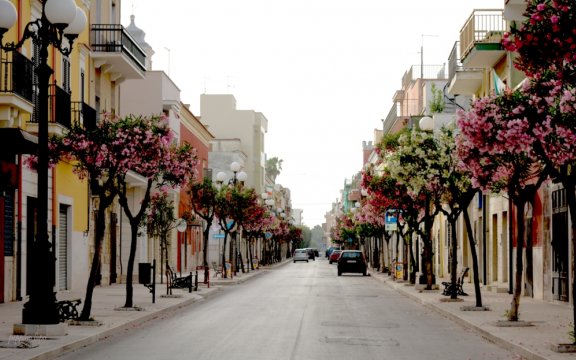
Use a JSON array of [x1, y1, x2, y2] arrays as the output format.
[[48, 115, 124, 320], [146, 191, 193, 295], [502, 0, 576, 330], [361, 166, 401, 273], [424, 126, 483, 302], [187, 177, 219, 282], [114, 115, 197, 308], [241, 203, 269, 270], [387, 128, 445, 289], [214, 184, 255, 276], [230, 187, 259, 273], [457, 90, 548, 320]]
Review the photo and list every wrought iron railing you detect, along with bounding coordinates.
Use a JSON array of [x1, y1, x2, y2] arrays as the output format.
[[0, 50, 34, 102], [71, 101, 97, 130], [30, 83, 71, 128], [90, 24, 146, 71]]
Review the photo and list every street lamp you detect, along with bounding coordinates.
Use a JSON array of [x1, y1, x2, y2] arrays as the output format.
[[216, 162, 248, 275], [0, 0, 86, 325]]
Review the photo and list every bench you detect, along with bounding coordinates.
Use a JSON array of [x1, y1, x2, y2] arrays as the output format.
[[166, 266, 196, 293], [442, 267, 469, 296], [56, 298, 81, 322], [211, 261, 223, 278]]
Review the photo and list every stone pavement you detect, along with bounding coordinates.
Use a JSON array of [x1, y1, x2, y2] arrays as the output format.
[[370, 271, 575, 360], [0, 261, 574, 360]]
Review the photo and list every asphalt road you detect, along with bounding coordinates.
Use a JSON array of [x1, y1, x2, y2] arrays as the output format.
[[57, 258, 524, 360]]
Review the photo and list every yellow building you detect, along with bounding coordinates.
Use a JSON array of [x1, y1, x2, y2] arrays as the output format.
[[0, 0, 145, 304]]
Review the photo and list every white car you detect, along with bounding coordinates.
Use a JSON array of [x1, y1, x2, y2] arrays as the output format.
[[293, 249, 309, 263]]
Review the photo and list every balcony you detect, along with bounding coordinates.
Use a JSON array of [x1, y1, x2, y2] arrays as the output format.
[[71, 101, 97, 130], [459, 9, 507, 68], [0, 51, 34, 126], [28, 83, 70, 136], [90, 24, 146, 82], [447, 41, 483, 96]]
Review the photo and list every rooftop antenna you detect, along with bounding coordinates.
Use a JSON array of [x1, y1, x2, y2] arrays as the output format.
[[421, 34, 438, 78]]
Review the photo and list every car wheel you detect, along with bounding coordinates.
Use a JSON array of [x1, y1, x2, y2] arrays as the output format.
[[329, 260, 332, 264], [306, 260, 309, 263], [338, 270, 342, 276], [363, 270, 367, 276]]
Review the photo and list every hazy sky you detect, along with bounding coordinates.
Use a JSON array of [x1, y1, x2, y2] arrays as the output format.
[[121, 0, 504, 227]]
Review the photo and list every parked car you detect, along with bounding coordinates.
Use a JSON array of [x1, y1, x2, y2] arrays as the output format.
[[293, 249, 309, 263], [328, 250, 342, 264], [326, 246, 341, 258], [337, 250, 367, 276]]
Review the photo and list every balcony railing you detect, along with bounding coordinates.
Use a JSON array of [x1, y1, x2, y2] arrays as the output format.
[[30, 83, 71, 128], [90, 24, 146, 71], [402, 64, 447, 89], [71, 101, 97, 130], [460, 9, 507, 61], [0, 50, 34, 102]]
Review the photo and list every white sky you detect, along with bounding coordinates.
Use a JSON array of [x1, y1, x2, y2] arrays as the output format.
[[121, 0, 504, 227]]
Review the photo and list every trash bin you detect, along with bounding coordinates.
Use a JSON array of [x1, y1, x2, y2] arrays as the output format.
[[139, 262, 152, 284]]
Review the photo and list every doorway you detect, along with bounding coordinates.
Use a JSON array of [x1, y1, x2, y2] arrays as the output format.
[[552, 189, 568, 302], [58, 205, 69, 290]]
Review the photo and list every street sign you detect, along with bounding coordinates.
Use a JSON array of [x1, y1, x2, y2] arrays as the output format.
[[385, 212, 398, 231], [213, 234, 225, 239]]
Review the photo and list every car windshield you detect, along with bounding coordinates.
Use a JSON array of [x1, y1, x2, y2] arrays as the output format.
[[341, 252, 361, 259]]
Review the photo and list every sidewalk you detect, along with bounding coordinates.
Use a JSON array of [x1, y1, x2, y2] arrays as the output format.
[[0, 265, 270, 360], [0, 263, 573, 360], [370, 271, 575, 360]]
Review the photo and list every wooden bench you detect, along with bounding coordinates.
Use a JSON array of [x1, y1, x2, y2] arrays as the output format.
[[442, 267, 469, 296], [211, 261, 223, 278], [56, 298, 81, 322]]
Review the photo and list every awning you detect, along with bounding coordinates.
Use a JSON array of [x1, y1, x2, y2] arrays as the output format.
[[0, 128, 38, 154]]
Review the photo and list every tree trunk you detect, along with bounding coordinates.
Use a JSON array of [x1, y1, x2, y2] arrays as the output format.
[[508, 198, 526, 321], [463, 208, 483, 308], [449, 216, 459, 299], [202, 221, 211, 284], [222, 233, 228, 278], [79, 197, 109, 321], [123, 220, 138, 308]]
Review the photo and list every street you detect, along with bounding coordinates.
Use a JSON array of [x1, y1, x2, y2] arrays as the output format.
[[57, 259, 524, 360]]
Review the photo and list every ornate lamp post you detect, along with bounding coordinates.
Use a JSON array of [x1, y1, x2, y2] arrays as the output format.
[[0, 0, 86, 325]]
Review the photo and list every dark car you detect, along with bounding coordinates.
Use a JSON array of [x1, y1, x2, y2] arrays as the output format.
[[306, 248, 316, 261], [337, 250, 367, 276]]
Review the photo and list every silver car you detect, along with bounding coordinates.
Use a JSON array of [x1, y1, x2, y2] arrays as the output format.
[[293, 249, 309, 263]]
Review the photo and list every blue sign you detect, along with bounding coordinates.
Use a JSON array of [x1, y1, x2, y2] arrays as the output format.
[[213, 234, 225, 239], [385, 212, 398, 231], [265, 232, 272, 239]]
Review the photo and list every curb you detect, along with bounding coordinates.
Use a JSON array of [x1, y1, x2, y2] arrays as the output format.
[[25, 290, 216, 360]]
